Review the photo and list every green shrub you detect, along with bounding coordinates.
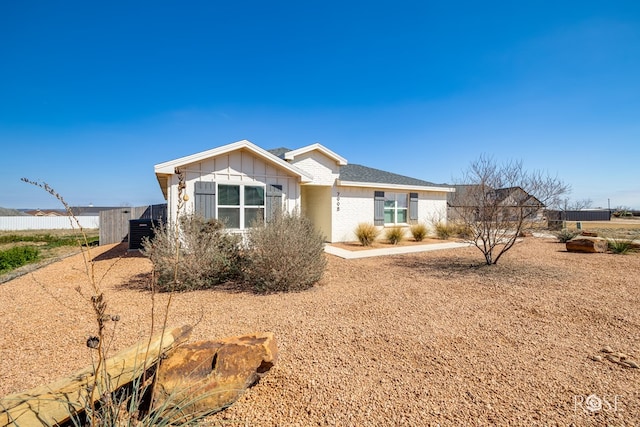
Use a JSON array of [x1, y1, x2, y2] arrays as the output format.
[[143, 215, 243, 292], [385, 227, 405, 245], [354, 222, 379, 246], [0, 246, 40, 273], [607, 238, 638, 254], [244, 211, 326, 293], [554, 228, 580, 243], [0, 233, 98, 247]]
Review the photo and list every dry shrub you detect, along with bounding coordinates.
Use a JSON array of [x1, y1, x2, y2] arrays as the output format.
[[410, 223, 429, 242], [244, 211, 326, 293], [434, 221, 452, 240], [450, 222, 473, 239], [385, 227, 405, 245], [434, 221, 472, 240], [355, 223, 379, 246], [143, 215, 243, 292]]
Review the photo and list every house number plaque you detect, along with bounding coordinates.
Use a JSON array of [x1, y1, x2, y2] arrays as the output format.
[[336, 192, 340, 211]]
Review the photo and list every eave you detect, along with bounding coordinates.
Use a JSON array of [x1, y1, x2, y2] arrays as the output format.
[[336, 180, 456, 193], [284, 143, 348, 165]]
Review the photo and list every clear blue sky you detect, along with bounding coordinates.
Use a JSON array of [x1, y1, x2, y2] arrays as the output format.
[[1, 1, 639, 210]]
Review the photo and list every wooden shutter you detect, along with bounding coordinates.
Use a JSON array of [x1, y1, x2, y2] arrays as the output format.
[[374, 191, 385, 225], [194, 181, 216, 219], [409, 192, 419, 221], [266, 184, 283, 221]]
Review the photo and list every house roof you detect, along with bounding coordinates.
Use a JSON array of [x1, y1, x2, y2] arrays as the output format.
[[448, 185, 544, 207], [267, 147, 291, 159], [23, 209, 66, 217], [269, 147, 453, 191], [491, 186, 544, 207], [270, 147, 454, 191], [283, 143, 347, 165], [338, 164, 454, 192], [154, 140, 313, 199], [268, 144, 347, 165], [447, 184, 481, 205]]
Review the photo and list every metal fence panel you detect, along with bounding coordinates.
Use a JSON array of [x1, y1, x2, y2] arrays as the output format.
[[0, 216, 99, 230], [545, 210, 611, 229]]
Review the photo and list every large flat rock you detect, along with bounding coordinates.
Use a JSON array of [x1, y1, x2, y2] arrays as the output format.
[[566, 236, 608, 253], [152, 332, 278, 420]]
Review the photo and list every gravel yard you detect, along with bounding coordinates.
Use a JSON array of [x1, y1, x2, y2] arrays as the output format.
[[1, 236, 639, 425]]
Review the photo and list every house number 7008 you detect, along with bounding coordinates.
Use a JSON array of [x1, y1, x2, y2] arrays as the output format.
[[336, 192, 340, 212]]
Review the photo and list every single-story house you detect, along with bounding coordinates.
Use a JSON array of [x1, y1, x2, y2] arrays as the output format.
[[154, 140, 455, 243], [447, 185, 545, 222]]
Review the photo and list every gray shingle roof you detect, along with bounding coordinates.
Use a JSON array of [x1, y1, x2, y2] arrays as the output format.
[[267, 148, 448, 188], [267, 147, 291, 159], [339, 164, 446, 187]]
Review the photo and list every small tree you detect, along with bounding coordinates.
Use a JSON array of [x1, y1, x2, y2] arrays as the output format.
[[452, 155, 569, 265]]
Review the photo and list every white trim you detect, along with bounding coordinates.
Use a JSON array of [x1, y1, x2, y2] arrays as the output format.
[[284, 143, 348, 165], [155, 139, 313, 182], [337, 180, 455, 193]]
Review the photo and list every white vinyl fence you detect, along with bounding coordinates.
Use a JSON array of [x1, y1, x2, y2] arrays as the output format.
[[0, 216, 100, 231]]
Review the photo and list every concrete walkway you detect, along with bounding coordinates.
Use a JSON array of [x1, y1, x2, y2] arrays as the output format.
[[324, 241, 471, 259]]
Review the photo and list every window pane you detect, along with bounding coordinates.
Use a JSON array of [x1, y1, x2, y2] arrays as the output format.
[[244, 186, 265, 206], [384, 209, 395, 224], [397, 194, 408, 208], [218, 185, 240, 206], [384, 200, 395, 209], [397, 208, 407, 223], [245, 207, 264, 227], [219, 207, 240, 228]]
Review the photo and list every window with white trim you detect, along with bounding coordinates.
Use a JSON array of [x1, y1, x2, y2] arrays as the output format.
[[217, 184, 265, 229], [384, 192, 408, 224]]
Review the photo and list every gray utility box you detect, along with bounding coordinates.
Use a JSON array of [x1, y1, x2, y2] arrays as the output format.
[[128, 219, 160, 251]]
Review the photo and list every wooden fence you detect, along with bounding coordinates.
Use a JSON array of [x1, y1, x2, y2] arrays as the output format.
[[99, 204, 167, 245]]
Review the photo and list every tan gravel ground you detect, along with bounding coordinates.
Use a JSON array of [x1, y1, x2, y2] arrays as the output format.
[[1, 236, 639, 426]]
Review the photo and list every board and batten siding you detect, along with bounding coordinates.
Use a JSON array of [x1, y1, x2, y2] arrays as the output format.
[[330, 186, 449, 242], [167, 150, 301, 222]]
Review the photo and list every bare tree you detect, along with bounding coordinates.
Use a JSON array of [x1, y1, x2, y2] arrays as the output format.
[[561, 198, 593, 211], [451, 155, 569, 265], [613, 206, 633, 217]]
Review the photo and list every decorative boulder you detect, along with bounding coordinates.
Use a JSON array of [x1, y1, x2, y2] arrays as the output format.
[[580, 231, 598, 237], [0, 325, 193, 427], [152, 332, 278, 420], [566, 236, 608, 253]]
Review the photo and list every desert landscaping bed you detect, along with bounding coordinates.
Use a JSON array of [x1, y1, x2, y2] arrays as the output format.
[[1, 236, 639, 425], [329, 237, 451, 252]]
